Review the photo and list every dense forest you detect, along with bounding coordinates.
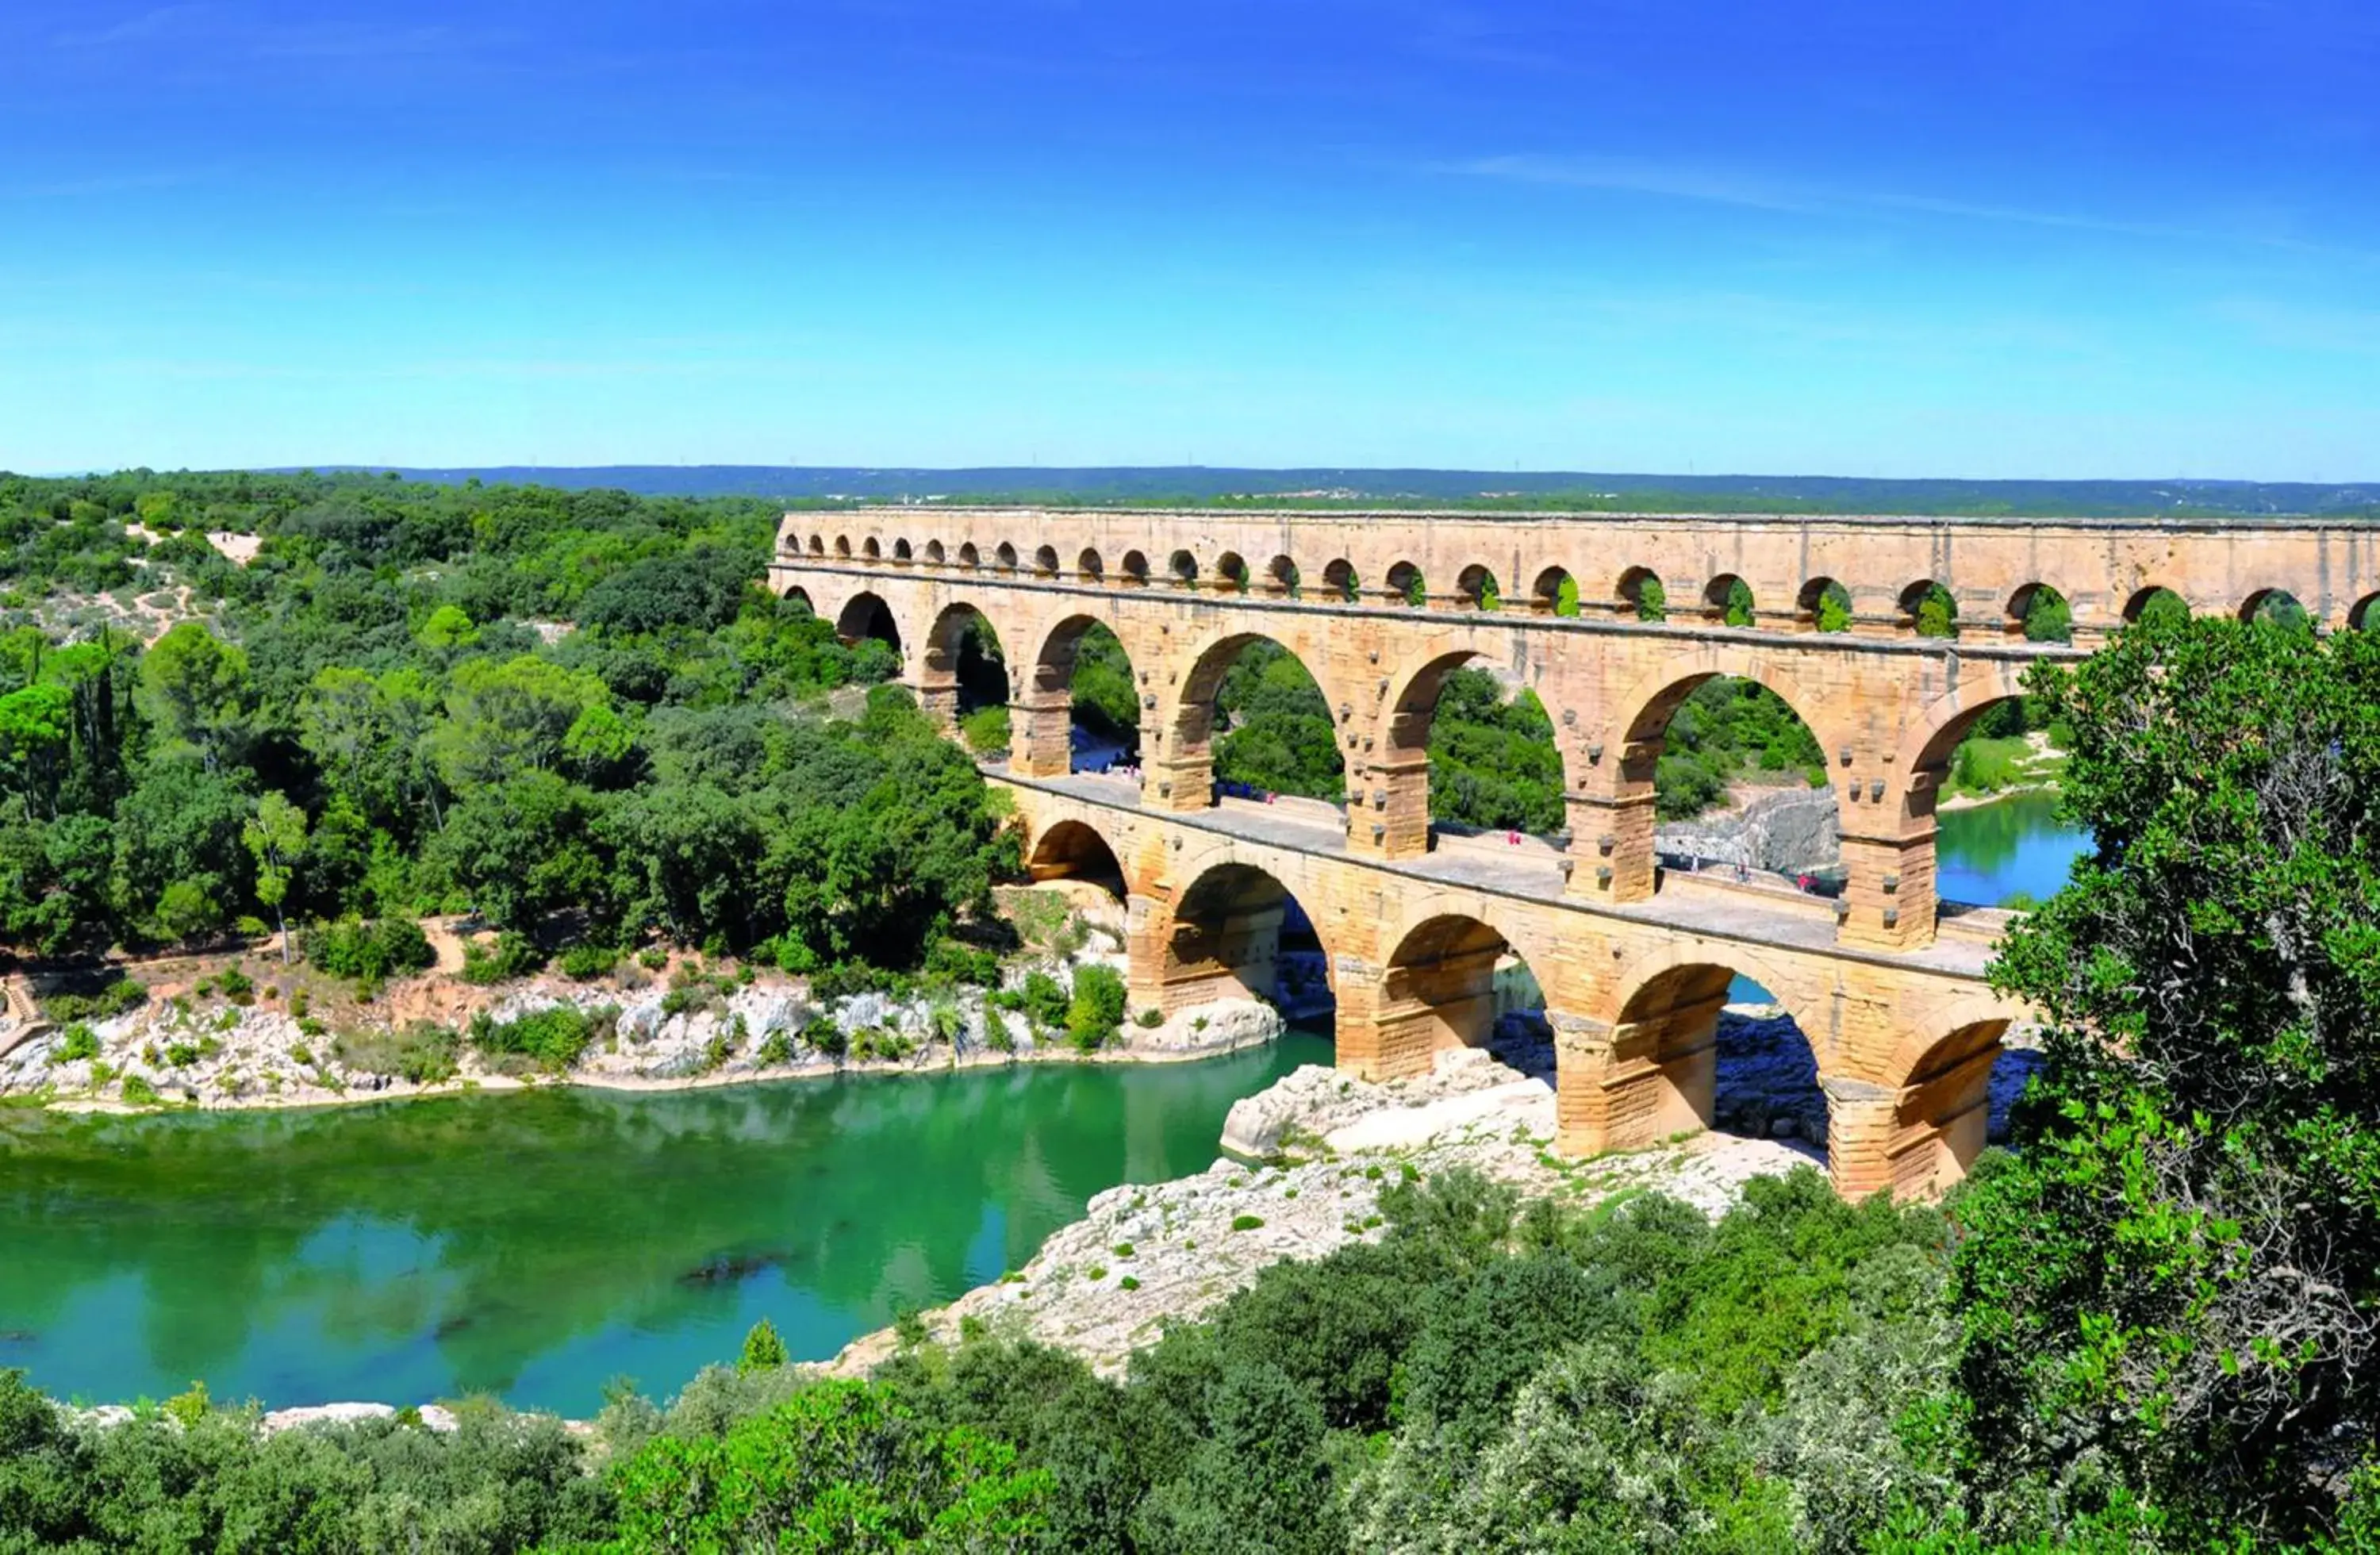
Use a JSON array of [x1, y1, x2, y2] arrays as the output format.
[[0, 470, 1004, 968]]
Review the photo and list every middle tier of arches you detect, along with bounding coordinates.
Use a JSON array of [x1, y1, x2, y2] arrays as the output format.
[[781, 563, 2052, 953]]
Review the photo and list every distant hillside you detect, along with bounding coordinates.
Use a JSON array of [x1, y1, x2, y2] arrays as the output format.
[[277, 465, 2379, 517]]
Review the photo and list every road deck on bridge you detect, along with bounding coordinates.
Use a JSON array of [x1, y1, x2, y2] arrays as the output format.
[[992, 765, 2002, 981]]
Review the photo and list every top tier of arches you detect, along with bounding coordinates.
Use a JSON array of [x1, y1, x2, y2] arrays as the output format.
[[780, 507, 2380, 642]]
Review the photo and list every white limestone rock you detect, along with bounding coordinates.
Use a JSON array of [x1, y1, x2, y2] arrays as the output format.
[[1130, 998, 1282, 1058]]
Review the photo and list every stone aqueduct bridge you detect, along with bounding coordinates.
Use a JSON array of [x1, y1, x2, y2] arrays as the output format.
[[770, 505, 2376, 1199]]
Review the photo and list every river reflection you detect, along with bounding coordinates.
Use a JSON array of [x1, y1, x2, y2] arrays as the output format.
[[0, 1032, 1329, 1414], [1936, 790, 2092, 908]]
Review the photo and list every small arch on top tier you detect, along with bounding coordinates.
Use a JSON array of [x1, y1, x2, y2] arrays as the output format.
[[1455, 564, 1501, 611]]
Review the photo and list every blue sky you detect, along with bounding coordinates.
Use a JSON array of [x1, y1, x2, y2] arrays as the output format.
[[2, 0, 2375, 478]]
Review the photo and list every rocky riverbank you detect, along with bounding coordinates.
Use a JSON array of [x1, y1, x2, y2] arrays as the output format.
[[0, 935, 1285, 1115], [827, 1004, 2042, 1380], [827, 1041, 1816, 1378]]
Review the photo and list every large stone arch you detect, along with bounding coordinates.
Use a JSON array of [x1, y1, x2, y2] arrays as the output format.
[[1372, 644, 1583, 857], [1864, 996, 2021, 1198], [1580, 646, 1844, 910], [1894, 664, 2036, 782], [1151, 626, 1349, 816], [1566, 939, 1837, 1181], [1023, 815, 1135, 900], [1606, 644, 1844, 758], [1012, 612, 1148, 779], [1144, 850, 1337, 1018], [832, 590, 906, 656], [916, 598, 1015, 728]]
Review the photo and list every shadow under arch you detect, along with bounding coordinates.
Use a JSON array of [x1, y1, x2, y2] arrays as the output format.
[[1023, 817, 1130, 900], [919, 599, 1010, 718], [1376, 910, 1553, 1075], [1603, 947, 1829, 1158], [833, 591, 903, 655], [1161, 858, 1335, 1023], [1880, 1011, 2019, 1197]]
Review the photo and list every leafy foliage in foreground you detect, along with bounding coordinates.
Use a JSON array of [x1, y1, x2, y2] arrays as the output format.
[[1956, 610, 2380, 1542]]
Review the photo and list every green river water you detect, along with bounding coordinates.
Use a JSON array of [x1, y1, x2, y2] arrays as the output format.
[[0, 1032, 1330, 1415]]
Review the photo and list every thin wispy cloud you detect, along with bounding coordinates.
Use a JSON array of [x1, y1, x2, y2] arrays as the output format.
[[56, 4, 498, 60], [1445, 152, 2362, 257]]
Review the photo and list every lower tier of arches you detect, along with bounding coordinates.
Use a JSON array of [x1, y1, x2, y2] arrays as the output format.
[[1008, 774, 2025, 1203]]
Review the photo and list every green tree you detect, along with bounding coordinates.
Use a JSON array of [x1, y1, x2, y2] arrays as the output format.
[[1914, 583, 1956, 638], [0, 682, 71, 820], [1956, 614, 2380, 1539], [242, 790, 309, 962], [1065, 964, 1127, 1051], [1815, 582, 1853, 632], [2022, 586, 2073, 643], [138, 621, 251, 770], [1723, 577, 1755, 628], [416, 603, 479, 649], [601, 1380, 1050, 1552], [432, 655, 614, 790], [739, 1317, 790, 1373], [1634, 574, 1668, 622]]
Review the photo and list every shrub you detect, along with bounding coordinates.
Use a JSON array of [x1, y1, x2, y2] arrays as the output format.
[[638, 946, 670, 971], [810, 962, 901, 1001], [120, 1073, 160, 1106], [801, 1016, 847, 1059], [288, 1044, 314, 1067], [737, 1318, 789, 1373], [924, 938, 1002, 988], [341, 1021, 461, 1085], [1021, 970, 1069, 1031], [757, 1030, 793, 1065], [40, 977, 147, 1023], [983, 1008, 1015, 1054], [1119, 1276, 1141, 1291], [52, 1024, 100, 1064], [1065, 964, 1127, 1053], [1231, 1215, 1265, 1232], [958, 703, 1012, 755], [1135, 1008, 1165, 1029], [468, 1005, 608, 1071], [164, 1042, 201, 1067], [460, 931, 545, 985], [215, 966, 255, 1005], [559, 943, 620, 981], [660, 981, 717, 1018], [305, 917, 436, 983]]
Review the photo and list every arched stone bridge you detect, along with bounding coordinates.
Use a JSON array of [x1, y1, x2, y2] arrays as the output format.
[[1002, 770, 2015, 1201], [768, 505, 2369, 1196]]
